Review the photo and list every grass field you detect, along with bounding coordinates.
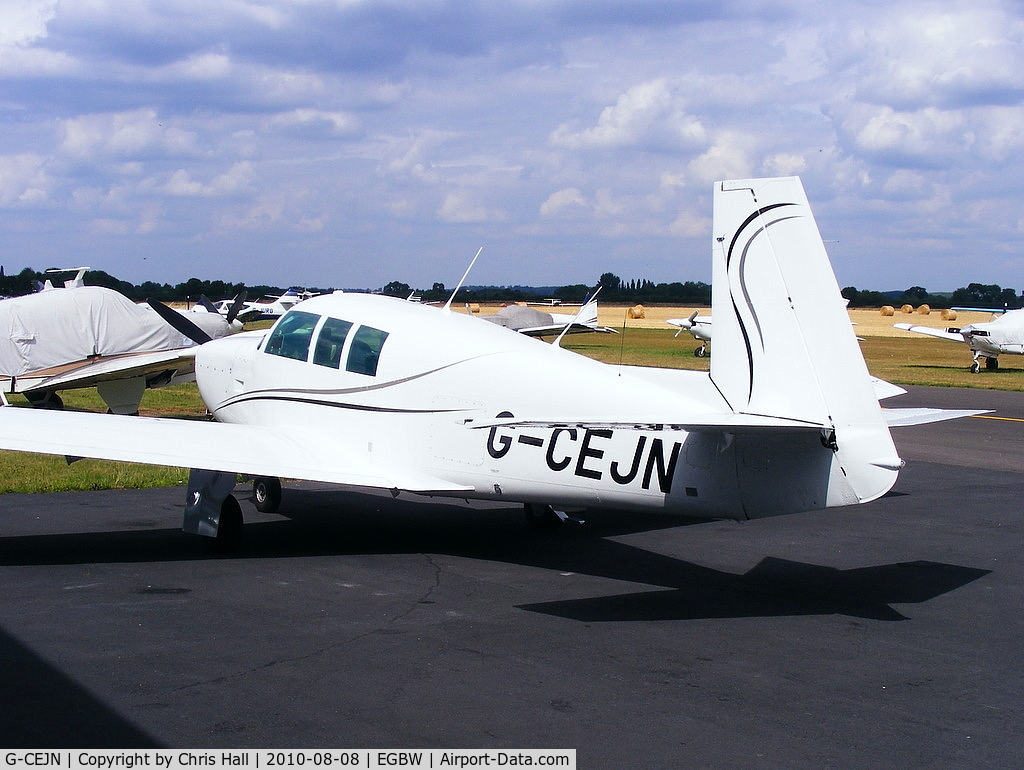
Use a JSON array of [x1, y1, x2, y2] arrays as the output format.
[[0, 307, 1017, 494]]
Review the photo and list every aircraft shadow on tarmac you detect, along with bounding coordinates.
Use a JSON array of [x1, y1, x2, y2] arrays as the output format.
[[0, 486, 990, 624]]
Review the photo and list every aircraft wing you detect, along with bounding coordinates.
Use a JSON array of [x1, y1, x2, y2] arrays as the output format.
[[517, 322, 618, 337], [2, 349, 198, 394], [0, 407, 471, 494], [894, 323, 965, 342]]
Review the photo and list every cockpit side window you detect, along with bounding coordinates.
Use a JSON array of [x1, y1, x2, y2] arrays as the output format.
[[346, 325, 389, 376], [312, 317, 354, 369], [264, 310, 320, 361]]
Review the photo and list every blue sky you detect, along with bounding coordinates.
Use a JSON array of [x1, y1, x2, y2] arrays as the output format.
[[2, 1, 1023, 292]]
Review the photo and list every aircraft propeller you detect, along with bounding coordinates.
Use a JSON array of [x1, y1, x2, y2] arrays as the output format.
[[196, 295, 220, 314], [224, 290, 248, 324], [146, 298, 213, 345]]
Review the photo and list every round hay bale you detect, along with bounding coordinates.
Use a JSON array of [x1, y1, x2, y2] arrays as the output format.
[[880, 305, 895, 316], [466, 303, 480, 314], [627, 304, 646, 319], [900, 304, 914, 314], [917, 304, 931, 315], [941, 308, 958, 321]]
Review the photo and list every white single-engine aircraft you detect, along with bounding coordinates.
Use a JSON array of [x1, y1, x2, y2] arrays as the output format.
[[667, 310, 712, 357], [896, 310, 1024, 372], [0, 177, 979, 548], [214, 288, 314, 321]]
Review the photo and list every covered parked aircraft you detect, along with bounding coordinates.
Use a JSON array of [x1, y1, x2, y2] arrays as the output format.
[[0, 284, 245, 413], [0, 177, 977, 547]]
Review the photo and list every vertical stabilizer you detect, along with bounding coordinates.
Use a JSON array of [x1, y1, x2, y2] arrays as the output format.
[[710, 177, 901, 506]]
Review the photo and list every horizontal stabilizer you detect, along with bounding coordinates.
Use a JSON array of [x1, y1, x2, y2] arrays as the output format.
[[871, 377, 906, 401], [882, 407, 990, 428], [469, 412, 825, 433]]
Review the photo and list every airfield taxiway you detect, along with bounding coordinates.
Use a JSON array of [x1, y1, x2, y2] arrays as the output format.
[[0, 385, 1020, 765]]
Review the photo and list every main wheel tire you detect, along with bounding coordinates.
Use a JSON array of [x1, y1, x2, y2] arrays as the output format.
[[253, 476, 282, 513], [524, 503, 562, 532], [986, 357, 999, 370], [214, 495, 243, 552]]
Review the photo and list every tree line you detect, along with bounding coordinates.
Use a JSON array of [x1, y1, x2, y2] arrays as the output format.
[[0, 266, 1020, 310], [0, 267, 311, 304], [840, 283, 1024, 310]]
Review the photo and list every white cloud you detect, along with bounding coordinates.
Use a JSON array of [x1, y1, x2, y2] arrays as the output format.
[[850, 106, 969, 165], [437, 191, 504, 223], [687, 133, 752, 186], [842, 6, 1024, 109], [268, 109, 359, 136], [539, 187, 587, 217], [550, 79, 707, 151], [161, 162, 253, 197], [58, 109, 200, 162], [158, 52, 233, 81], [0, 153, 50, 206], [0, 0, 56, 47]]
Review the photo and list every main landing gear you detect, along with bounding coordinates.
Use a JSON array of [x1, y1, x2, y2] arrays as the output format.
[[252, 476, 282, 513], [970, 353, 998, 373], [184, 471, 285, 552]]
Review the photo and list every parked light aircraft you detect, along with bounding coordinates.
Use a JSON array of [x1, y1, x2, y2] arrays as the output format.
[[0, 286, 245, 413], [895, 309, 1024, 372], [478, 296, 616, 336], [0, 177, 979, 548], [214, 288, 314, 321], [667, 310, 712, 357]]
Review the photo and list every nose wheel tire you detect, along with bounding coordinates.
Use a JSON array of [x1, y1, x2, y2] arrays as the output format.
[[253, 476, 282, 513]]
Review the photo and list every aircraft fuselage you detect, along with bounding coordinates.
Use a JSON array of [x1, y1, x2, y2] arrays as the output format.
[[194, 292, 837, 520]]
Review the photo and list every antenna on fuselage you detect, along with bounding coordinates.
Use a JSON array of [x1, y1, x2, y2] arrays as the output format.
[[443, 247, 483, 312]]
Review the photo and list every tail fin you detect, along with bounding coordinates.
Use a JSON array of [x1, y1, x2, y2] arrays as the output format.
[[710, 177, 901, 506]]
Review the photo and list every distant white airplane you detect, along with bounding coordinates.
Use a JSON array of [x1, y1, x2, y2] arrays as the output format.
[[667, 310, 712, 357], [0, 285, 244, 413], [0, 177, 979, 549], [896, 310, 1024, 372], [214, 288, 315, 321]]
